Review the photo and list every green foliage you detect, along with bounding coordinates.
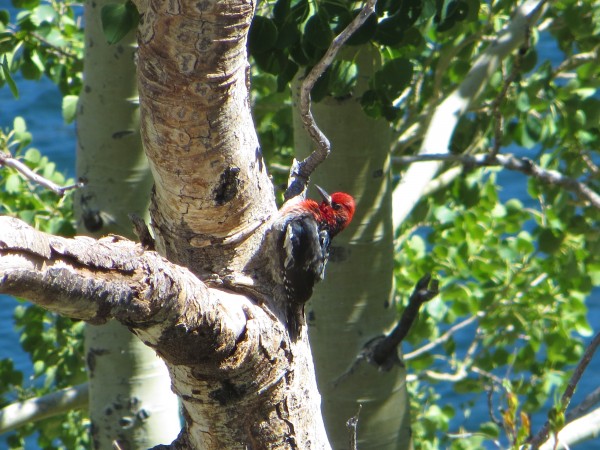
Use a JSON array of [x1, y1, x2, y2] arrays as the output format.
[[398, 171, 595, 447], [0, 1, 83, 97], [1, 115, 87, 447], [100, 1, 139, 45], [252, 0, 599, 447], [0, 117, 76, 233]]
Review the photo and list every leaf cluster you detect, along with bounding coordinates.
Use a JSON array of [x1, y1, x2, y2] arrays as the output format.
[[1, 116, 87, 448], [249, 0, 458, 115], [0, 0, 83, 103], [398, 170, 597, 448]]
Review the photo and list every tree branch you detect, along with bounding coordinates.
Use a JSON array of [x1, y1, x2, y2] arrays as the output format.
[[285, 0, 377, 199], [565, 386, 600, 424], [404, 313, 481, 361], [0, 216, 247, 348], [529, 331, 600, 448], [370, 274, 439, 369], [0, 384, 88, 434], [0, 215, 332, 448], [395, 152, 600, 209], [539, 407, 600, 450], [0, 151, 84, 196]]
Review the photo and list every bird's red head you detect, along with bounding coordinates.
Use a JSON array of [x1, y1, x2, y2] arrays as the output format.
[[315, 186, 356, 236]]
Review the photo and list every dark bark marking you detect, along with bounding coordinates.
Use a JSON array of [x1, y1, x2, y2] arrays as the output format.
[[209, 379, 246, 406], [214, 166, 241, 205]]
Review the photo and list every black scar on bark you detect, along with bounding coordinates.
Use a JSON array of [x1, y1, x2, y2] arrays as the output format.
[[214, 166, 241, 205]]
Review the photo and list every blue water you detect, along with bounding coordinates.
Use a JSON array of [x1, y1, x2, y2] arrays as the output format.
[[1, 35, 599, 450]]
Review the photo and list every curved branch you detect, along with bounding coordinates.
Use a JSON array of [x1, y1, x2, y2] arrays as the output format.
[[0, 151, 84, 196], [529, 331, 600, 448], [286, 0, 378, 199]]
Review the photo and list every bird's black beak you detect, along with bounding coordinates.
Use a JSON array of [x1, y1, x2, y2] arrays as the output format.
[[315, 185, 332, 205]]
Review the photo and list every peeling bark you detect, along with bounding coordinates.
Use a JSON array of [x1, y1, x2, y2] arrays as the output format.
[[135, 0, 276, 279], [0, 217, 330, 448]]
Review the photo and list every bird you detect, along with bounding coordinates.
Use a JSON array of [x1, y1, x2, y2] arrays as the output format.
[[272, 185, 355, 339]]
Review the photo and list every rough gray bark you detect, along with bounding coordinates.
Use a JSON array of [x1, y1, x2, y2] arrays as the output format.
[[1, 0, 341, 447], [0, 216, 329, 448]]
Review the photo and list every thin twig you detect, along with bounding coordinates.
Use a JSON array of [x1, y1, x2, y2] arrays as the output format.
[[31, 32, 79, 59], [0, 151, 84, 195], [552, 46, 599, 78], [487, 385, 504, 427], [404, 313, 481, 361], [347, 404, 362, 450], [529, 331, 600, 448], [285, 0, 377, 199], [395, 152, 600, 209]]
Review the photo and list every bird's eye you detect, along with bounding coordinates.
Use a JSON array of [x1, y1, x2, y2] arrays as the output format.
[[332, 203, 342, 210]]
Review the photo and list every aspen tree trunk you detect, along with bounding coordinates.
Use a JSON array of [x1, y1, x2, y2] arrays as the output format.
[[1, 0, 333, 446], [75, 1, 180, 447], [293, 49, 412, 449]]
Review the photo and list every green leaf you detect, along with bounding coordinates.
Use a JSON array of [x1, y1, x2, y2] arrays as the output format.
[[24, 147, 41, 163], [6, 173, 22, 194], [1, 54, 18, 98], [373, 58, 413, 102], [0, 9, 10, 27], [375, 16, 405, 46], [538, 228, 564, 254], [276, 59, 298, 92], [12, 0, 40, 9], [249, 16, 278, 54], [30, 4, 57, 26], [516, 91, 530, 112], [14, 116, 27, 133], [21, 50, 44, 80], [41, 28, 67, 48], [13, 116, 32, 146], [345, 11, 377, 46], [304, 13, 333, 50], [275, 20, 301, 49], [62, 95, 79, 124], [101, 1, 139, 45], [360, 89, 383, 118]]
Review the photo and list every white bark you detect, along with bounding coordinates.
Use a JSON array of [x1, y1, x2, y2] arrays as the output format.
[[0, 384, 87, 434], [539, 408, 600, 450], [292, 47, 411, 448], [392, 0, 547, 229]]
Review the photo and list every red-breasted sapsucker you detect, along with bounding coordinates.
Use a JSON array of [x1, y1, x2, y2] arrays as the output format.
[[273, 186, 355, 339]]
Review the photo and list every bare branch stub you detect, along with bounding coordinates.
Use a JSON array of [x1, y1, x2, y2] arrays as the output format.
[[368, 274, 439, 369], [346, 404, 362, 450], [128, 213, 155, 251], [285, 0, 378, 200]]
